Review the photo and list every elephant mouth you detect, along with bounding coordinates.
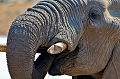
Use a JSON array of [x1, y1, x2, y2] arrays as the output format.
[[36, 42, 79, 76], [48, 46, 79, 76]]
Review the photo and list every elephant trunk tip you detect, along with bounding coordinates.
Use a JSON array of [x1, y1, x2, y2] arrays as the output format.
[[47, 42, 67, 54]]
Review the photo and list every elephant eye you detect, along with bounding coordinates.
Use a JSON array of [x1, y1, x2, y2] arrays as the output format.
[[89, 7, 102, 21]]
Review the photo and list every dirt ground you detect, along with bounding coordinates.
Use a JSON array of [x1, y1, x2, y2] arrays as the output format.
[[0, 2, 37, 35]]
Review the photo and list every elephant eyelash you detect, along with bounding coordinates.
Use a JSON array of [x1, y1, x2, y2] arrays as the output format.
[[89, 7, 102, 21]]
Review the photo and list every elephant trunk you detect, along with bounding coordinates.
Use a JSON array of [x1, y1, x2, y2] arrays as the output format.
[[6, 3, 56, 78], [6, 10, 51, 78], [6, 1, 82, 79]]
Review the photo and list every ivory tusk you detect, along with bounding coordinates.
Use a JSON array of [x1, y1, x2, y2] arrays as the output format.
[[0, 44, 6, 52], [47, 42, 67, 54]]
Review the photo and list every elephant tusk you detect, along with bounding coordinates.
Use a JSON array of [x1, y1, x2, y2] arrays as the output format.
[[47, 42, 67, 54], [0, 44, 6, 52]]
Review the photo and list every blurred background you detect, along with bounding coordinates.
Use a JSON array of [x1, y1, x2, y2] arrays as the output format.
[[0, 0, 39, 35], [0, 0, 72, 79]]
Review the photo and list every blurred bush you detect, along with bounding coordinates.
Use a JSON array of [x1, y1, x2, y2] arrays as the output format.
[[0, 0, 39, 35], [0, 0, 39, 3]]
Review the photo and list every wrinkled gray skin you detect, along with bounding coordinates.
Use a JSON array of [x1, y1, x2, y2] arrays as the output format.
[[6, 0, 120, 79]]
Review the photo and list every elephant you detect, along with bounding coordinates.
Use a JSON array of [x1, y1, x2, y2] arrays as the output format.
[[6, 0, 120, 79]]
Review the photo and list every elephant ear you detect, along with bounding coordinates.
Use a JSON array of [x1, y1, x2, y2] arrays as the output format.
[[102, 40, 120, 79]]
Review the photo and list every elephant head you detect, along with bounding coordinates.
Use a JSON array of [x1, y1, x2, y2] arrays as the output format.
[[6, 0, 120, 79]]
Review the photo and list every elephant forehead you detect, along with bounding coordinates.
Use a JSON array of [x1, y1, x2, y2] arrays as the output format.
[[86, 0, 109, 7], [88, 0, 108, 4]]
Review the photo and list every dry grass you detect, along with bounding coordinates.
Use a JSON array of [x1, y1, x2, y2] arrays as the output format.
[[0, 2, 37, 35]]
